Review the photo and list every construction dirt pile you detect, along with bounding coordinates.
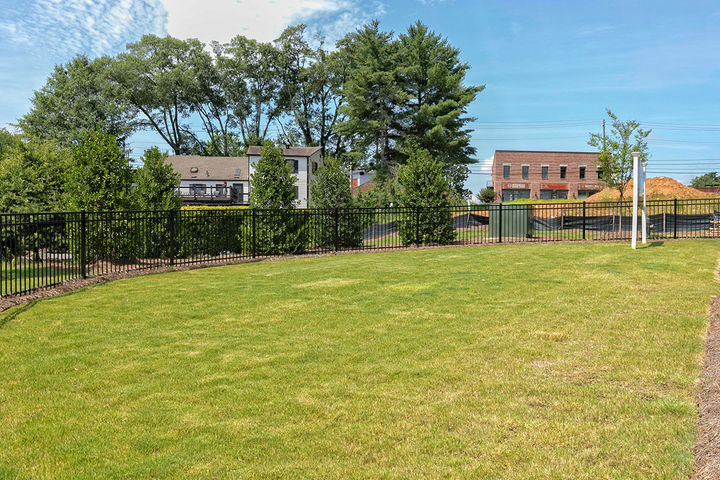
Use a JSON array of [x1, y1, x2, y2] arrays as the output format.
[[586, 177, 710, 201]]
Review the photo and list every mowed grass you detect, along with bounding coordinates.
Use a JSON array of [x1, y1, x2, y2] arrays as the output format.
[[0, 241, 718, 479]]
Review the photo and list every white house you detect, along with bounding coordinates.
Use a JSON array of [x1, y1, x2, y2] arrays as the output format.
[[246, 145, 322, 208]]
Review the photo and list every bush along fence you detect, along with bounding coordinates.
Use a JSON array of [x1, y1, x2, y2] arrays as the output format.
[[2, 198, 720, 297]]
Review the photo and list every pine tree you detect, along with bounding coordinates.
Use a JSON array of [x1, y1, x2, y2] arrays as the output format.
[[397, 22, 484, 169], [337, 22, 406, 175]]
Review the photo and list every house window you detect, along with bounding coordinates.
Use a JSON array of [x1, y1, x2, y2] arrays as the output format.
[[233, 168, 241, 178], [295, 186, 299, 200], [579, 166, 586, 180], [503, 165, 510, 178], [522, 165, 529, 179], [215, 184, 225, 195], [597, 167, 603, 179], [312, 161, 319, 173], [560, 166, 567, 179], [541, 165, 548, 179], [287, 159, 299, 173]]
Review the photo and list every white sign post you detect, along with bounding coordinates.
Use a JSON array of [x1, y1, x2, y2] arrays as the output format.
[[641, 159, 647, 244], [631, 152, 639, 249]]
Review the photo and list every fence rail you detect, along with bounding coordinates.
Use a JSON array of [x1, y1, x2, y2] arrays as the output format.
[[2, 198, 720, 297]]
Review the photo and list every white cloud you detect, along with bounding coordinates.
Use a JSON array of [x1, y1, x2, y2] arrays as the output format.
[[159, 0, 385, 45], [1, 0, 167, 58]]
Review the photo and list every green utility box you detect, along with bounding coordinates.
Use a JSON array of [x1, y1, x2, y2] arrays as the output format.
[[489, 206, 531, 239]]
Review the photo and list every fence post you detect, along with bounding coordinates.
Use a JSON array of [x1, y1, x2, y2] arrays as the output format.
[[333, 207, 339, 252], [252, 208, 257, 258], [582, 201, 586, 240], [415, 206, 421, 246], [498, 203, 502, 243], [168, 209, 176, 266], [80, 209, 87, 279], [674, 198, 678, 239]]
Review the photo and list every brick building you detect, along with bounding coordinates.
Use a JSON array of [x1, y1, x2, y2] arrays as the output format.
[[492, 150, 604, 202]]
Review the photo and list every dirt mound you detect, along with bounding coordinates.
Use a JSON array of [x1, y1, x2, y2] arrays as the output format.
[[587, 177, 708, 201]]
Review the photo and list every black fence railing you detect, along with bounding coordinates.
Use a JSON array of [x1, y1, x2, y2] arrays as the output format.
[[174, 185, 250, 204], [2, 198, 720, 297]]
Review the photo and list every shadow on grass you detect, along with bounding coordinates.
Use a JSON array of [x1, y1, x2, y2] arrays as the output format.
[[637, 241, 665, 249], [0, 301, 38, 330]]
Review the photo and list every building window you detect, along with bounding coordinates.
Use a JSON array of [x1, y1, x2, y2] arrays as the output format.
[[503, 164, 510, 178], [215, 184, 225, 195], [541, 165, 548, 179], [597, 167, 603, 179], [312, 161, 319, 173], [560, 166, 567, 179], [502, 189, 530, 201], [522, 165, 529, 179], [579, 166, 586, 179], [295, 186, 300, 200], [578, 190, 599, 199], [540, 189, 568, 200], [233, 168, 241, 178], [287, 159, 299, 173]]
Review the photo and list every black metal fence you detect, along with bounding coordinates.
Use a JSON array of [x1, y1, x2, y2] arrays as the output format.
[[2, 198, 719, 297]]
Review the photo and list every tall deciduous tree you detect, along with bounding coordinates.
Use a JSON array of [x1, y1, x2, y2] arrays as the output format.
[[131, 147, 181, 211], [216, 36, 287, 146], [588, 110, 651, 199], [397, 22, 483, 170], [19, 55, 137, 146], [66, 130, 133, 211], [276, 25, 347, 156], [113, 36, 204, 155]]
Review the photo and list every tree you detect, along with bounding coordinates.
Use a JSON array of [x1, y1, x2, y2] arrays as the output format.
[[276, 25, 347, 156], [396, 149, 455, 245], [216, 35, 287, 146], [66, 130, 133, 211], [479, 187, 495, 203], [113, 36, 205, 155], [690, 172, 720, 188], [0, 141, 71, 213], [310, 157, 364, 247], [396, 22, 484, 170], [310, 157, 353, 208], [249, 143, 306, 254], [249, 143, 298, 209], [131, 147, 181, 211], [588, 110, 651, 199], [18, 55, 137, 146], [337, 22, 406, 175]]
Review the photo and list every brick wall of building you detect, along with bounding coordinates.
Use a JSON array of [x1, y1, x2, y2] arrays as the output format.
[[491, 150, 604, 201]]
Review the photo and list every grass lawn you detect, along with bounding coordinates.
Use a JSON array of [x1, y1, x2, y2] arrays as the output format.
[[0, 241, 718, 479]]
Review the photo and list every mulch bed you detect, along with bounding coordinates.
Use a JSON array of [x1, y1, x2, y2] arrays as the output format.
[[695, 294, 720, 479]]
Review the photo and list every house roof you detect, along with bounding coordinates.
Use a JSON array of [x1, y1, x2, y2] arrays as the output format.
[[494, 150, 599, 155], [164, 155, 249, 181], [246, 145, 322, 157]]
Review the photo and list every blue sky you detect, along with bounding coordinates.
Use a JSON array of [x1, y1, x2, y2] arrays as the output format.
[[2, 0, 720, 193]]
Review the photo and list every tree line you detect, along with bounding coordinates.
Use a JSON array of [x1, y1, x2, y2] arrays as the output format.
[[4, 20, 482, 208]]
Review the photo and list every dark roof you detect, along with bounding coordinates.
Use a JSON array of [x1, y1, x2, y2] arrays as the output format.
[[494, 150, 599, 155], [165, 155, 249, 181], [246, 145, 322, 157]]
